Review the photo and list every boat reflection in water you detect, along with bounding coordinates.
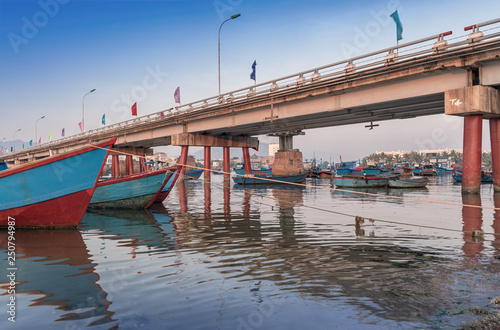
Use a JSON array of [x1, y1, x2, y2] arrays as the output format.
[[2, 177, 500, 329], [0, 229, 113, 328]]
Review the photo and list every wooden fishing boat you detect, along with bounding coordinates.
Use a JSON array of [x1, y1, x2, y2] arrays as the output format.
[[232, 172, 308, 185], [184, 168, 203, 180], [89, 169, 169, 209], [234, 167, 273, 175], [153, 166, 180, 203], [332, 174, 389, 188], [388, 177, 428, 188], [452, 171, 493, 183], [418, 164, 438, 176], [0, 139, 115, 228]]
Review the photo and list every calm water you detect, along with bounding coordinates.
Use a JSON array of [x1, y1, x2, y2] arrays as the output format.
[[1, 175, 500, 329]]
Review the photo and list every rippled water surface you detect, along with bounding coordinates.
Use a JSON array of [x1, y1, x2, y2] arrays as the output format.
[[1, 175, 500, 329]]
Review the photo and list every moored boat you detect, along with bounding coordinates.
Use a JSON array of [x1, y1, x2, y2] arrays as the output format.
[[0, 139, 115, 228], [234, 167, 273, 175], [332, 174, 389, 188], [232, 172, 307, 185], [89, 169, 169, 209], [153, 166, 181, 203], [184, 168, 204, 180], [388, 177, 428, 188], [418, 164, 438, 176], [452, 170, 493, 183]]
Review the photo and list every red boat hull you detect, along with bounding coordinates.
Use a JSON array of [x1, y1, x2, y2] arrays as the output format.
[[0, 188, 94, 228]]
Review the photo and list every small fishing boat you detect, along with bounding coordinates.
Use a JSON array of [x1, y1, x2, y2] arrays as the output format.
[[335, 161, 361, 175], [393, 162, 413, 176], [452, 170, 493, 183], [234, 167, 273, 175], [388, 177, 428, 188], [0, 139, 115, 228], [153, 166, 180, 203], [232, 172, 308, 185], [418, 164, 438, 176], [184, 168, 203, 180], [332, 174, 389, 188], [89, 169, 169, 209]]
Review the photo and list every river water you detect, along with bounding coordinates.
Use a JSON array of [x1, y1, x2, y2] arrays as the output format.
[[1, 174, 500, 329]]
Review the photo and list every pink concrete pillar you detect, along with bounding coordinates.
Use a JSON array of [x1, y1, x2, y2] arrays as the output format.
[[204, 146, 211, 181], [223, 147, 230, 181], [243, 147, 252, 174], [462, 115, 482, 194], [126, 155, 134, 176], [178, 146, 189, 179], [112, 154, 120, 178], [490, 118, 500, 192]]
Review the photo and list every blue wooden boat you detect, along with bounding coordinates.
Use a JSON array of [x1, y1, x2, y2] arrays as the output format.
[[0, 161, 7, 171], [90, 169, 170, 209], [388, 177, 428, 188], [332, 174, 389, 188], [234, 167, 273, 175], [184, 168, 203, 180], [335, 161, 360, 175], [0, 139, 115, 228], [232, 172, 308, 185], [360, 165, 382, 176], [452, 171, 493, 183]]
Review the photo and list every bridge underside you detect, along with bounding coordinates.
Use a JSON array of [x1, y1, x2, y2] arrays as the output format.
[[199, 93, 445, 136]]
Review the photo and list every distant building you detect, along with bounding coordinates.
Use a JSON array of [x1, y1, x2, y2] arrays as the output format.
[[269, 143, 279, 156]]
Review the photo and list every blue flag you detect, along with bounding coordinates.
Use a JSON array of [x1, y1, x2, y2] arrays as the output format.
[[390, 11, 403, 41], [250, 60, 256, 81], [102, 114, 106, 125], [29, 140, 32, 146]]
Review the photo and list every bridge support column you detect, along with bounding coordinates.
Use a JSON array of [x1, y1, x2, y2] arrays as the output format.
[[242, 147, 252, 174], [112, 154, 120, 178], [269, 131, 305, 176], [223, 147, 230, 181], [462, 115, 483, 194], [490, 118, 500, 192], [138, 156, 145, 173], [204, 146, 211, 181], [178, 146, 189, 180], [126, 155, 134, 176]]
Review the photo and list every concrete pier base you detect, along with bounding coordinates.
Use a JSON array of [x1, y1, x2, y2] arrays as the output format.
[[272, 150, 304, 176]]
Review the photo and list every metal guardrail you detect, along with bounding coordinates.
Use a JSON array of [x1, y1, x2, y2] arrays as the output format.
[[3, 18, 500, 159]]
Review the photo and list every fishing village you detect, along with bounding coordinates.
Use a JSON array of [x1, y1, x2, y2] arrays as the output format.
[[1, 1, 500, 329]]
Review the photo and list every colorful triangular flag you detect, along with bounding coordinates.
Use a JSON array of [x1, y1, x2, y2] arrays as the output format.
[[250, 60, 256, 81], [174, 87, 180, 104], [102, 114, 106, 125], [132, 102, 137, 116]]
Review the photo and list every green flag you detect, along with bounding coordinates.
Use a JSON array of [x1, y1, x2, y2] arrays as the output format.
[[390, 10, 403, 41]]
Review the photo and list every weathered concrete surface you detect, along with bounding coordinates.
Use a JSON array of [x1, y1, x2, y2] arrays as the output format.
[[272, 151, 304, 176], [445, 86, 500, 118], [171, 133, 258, 149]]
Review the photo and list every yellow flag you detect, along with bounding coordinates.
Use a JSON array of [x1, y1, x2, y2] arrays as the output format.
[[49, 132, 52, 141]]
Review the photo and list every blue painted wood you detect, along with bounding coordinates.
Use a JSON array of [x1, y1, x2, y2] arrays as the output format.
[[232, 172, 307, 185], [90, 171, 168, 208], [0, 162, 7, 171], [332, 175, 388, 188], [388, 177, 428, 188], [234, 168, 272, 175], [0, 147, 110, 211], [160, 168, 179, 193], [452, 171, 493, 183], [184, 169, 203, 180]]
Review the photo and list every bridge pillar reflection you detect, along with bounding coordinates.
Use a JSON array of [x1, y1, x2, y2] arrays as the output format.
[[462, 115, 483, 194], [223, 147, 230, 181], [204, 181, 211, 216], [493, 193, 500, 253], [204, 146, 211, 181], [490, 118, 500, 192], [461, 193, 483, 257], [178, 179, 187, 214]]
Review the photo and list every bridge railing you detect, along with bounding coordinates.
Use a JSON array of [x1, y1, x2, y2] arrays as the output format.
[[4, 18, 500, 159]]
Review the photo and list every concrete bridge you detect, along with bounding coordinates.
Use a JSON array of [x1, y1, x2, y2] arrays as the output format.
[[3, 18, 500, 193]]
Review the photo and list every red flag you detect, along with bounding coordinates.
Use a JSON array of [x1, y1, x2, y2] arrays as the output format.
[[78, 122, 82, 132], [38, 137, 41, 144], [131, 102, 137, 116]]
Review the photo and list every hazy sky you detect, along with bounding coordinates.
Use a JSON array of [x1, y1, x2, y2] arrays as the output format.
[[1, 0, 500, 161]]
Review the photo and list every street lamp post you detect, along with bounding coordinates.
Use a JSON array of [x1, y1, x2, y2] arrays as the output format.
[[218, 13, 241, 102], [82, 88, 96, 132], [35, 115, 45, 145], [13, 129, 21, 151]]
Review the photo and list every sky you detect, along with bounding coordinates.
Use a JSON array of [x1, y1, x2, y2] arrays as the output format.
[[1, 0, 500, 161]]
